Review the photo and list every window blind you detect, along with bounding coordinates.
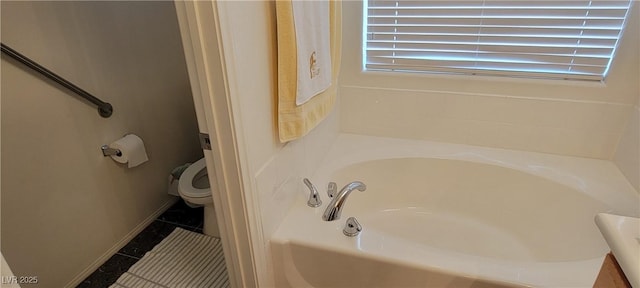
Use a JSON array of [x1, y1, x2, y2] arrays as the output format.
[[365, 1, 632, 81]]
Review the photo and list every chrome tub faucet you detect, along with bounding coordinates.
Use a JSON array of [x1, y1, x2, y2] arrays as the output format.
[[322, 181, 366, 221]]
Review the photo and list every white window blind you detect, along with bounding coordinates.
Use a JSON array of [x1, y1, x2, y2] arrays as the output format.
[[365, 1, 632, 81]]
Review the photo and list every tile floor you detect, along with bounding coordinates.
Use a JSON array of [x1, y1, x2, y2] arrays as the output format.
[[77, 199, 204, 288]]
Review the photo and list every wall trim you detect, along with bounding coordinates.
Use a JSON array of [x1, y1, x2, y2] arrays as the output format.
[[174, 1, 260, 286], [340, 85, 635, 107]]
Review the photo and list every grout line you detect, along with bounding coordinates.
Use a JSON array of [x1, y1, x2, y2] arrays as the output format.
[[115, 252, 140, 260], [155, 218, 201, 230]]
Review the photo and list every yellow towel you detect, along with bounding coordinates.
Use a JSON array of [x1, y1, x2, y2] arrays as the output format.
[[276, 0, 342, 143]]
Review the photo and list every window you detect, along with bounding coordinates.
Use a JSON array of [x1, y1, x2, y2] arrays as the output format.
[[364, 1, 633, 81]]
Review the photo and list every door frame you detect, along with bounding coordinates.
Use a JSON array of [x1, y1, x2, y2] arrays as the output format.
[[174, 1, 262, 287]]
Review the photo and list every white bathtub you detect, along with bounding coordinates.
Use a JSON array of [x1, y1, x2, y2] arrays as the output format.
[[271, 134, 639, 288]]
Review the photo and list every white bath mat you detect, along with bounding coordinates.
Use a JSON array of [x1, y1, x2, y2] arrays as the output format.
[[110, 228, 229, 288]]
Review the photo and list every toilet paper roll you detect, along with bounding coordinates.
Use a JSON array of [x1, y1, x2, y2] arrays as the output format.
[[110, 134, 149, 168]]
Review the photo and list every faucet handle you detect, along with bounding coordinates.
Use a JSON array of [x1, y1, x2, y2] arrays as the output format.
[[303, 178, 322, 208], [343, 217, 362, 237], [328, 182, 337, 198]]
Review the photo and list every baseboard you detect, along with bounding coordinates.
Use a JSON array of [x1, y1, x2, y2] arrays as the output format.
[[64, 197, 180, 288]]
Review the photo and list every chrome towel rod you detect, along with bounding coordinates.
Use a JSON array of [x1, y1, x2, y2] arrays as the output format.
[[1, 43, 113, 118]]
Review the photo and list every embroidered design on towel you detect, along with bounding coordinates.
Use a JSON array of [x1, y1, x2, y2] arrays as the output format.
[[310, 51, 320, 79]]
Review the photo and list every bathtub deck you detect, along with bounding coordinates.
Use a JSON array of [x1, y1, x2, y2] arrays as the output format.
[[271, 133, 639, 288]]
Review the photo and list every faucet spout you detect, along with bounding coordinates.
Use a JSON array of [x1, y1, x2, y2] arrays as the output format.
[[322, 181, 366, 221]]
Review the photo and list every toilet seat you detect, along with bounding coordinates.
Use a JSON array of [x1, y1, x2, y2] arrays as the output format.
[[178, 158, 213, 204]]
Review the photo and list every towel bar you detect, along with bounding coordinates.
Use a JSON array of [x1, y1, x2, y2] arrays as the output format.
[[1, 43, 113, 118]]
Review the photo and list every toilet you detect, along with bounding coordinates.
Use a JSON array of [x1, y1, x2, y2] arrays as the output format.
[[178, 157, 219, 237]]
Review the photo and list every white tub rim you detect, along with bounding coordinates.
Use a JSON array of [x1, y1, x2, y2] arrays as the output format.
[[271, 133, 639, 288]]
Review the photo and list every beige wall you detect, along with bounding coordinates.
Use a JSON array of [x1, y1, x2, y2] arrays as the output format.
[[614, 99, 640, 192], [1, 2, 201, 287], [340, 2, 639, 159], [215, 1, 339, 286]]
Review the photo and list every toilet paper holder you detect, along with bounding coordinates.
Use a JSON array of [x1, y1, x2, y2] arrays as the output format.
[[101, 145, 122, 157]]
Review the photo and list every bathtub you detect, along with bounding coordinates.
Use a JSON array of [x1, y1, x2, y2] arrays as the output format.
[[271, 134, 639, 288]]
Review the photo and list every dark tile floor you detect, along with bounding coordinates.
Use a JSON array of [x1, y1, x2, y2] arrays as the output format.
[[77, 199, 204, 288]]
